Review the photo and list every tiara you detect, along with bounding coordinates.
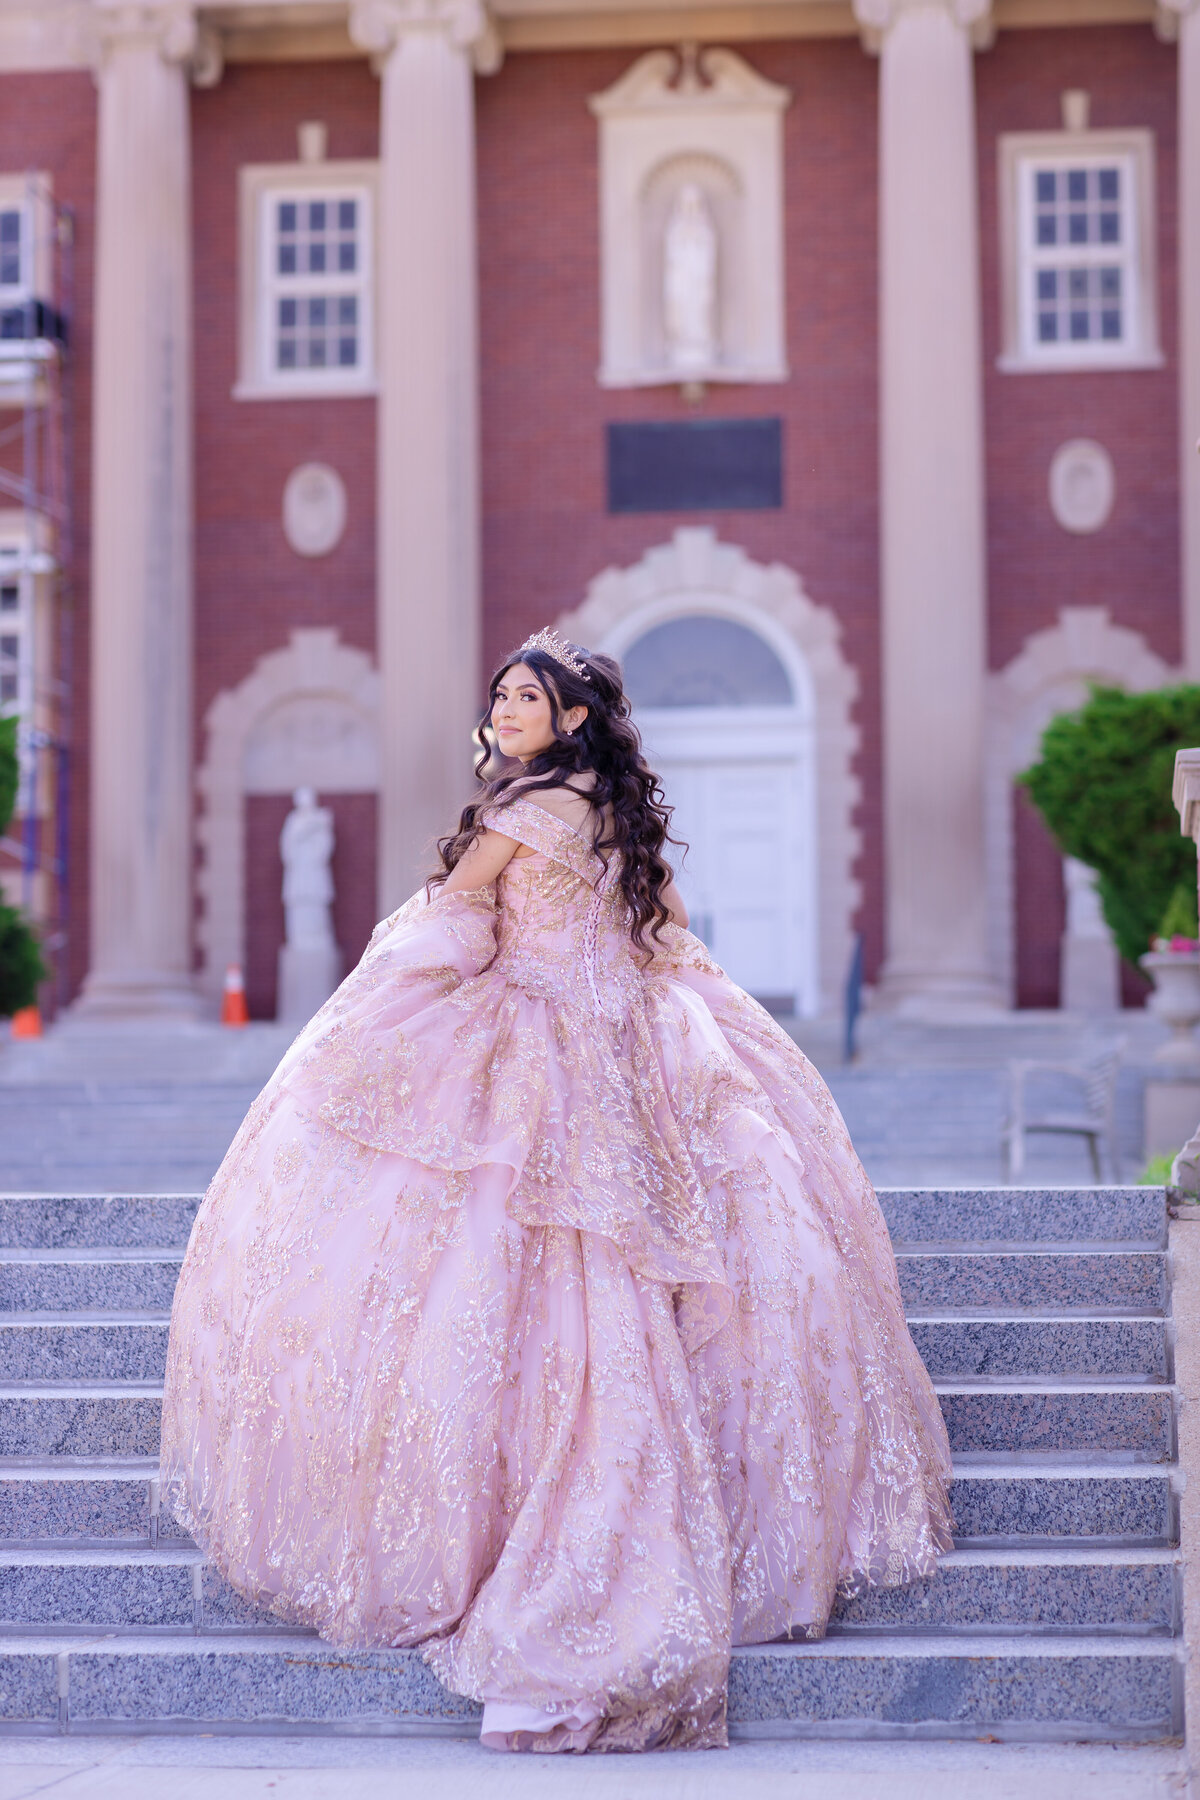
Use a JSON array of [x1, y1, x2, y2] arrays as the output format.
[[517, 627, 590, 682]]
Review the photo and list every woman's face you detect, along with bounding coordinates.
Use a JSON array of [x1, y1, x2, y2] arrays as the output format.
[[491, 663, 587, 764]]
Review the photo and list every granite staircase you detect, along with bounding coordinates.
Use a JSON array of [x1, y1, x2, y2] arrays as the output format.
[[0, 1185, 1180, 1741]]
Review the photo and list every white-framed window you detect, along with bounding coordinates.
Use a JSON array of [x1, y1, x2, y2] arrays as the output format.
[[0, 201, 30, 307], [0, 560, 33, 722], [236, 162, 377, 400], [998, 129, 1161, 372]]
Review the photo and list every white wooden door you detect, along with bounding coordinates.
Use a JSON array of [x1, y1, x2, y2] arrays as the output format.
[[638, 707, 816, 1014]]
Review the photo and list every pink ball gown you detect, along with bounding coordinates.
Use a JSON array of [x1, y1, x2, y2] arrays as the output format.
[[160, 796, 953, 1752]]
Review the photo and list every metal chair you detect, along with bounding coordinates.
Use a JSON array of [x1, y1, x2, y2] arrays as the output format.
[[1001, 1040, 1126, 1183]]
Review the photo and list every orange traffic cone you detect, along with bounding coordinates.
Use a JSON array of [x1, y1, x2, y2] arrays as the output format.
[[221, 965, 249, 1028], [10, 1006, 41, 1040]]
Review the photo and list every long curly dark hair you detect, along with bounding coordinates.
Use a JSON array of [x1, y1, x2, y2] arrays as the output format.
[[430, 640, 681, 954]]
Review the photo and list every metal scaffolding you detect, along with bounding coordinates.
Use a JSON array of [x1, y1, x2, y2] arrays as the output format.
[[0, 172, 75, 1010]]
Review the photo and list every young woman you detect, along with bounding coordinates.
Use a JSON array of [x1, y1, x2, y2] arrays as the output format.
[[161, 629, 952, 1753]]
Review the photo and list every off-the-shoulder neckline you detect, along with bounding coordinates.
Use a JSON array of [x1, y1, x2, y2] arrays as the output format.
[[492, 793, 598, 850]]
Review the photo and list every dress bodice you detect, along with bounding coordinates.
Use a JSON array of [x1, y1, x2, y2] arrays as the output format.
[[481, 798, 642, 1021]]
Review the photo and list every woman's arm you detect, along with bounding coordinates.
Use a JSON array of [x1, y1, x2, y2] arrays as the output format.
[[441, 829, 521, 895], [660, 879, 689, 929]]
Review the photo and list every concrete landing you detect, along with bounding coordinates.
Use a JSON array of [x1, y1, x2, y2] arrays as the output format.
[[0, 1734, 1184, 1799]]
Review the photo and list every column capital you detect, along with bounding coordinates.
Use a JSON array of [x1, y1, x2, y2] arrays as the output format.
[[1156, 0, 1200, 42], [349, 0, 502, 74], [92, 1, 198, 64], [853, 0, 993, 50]]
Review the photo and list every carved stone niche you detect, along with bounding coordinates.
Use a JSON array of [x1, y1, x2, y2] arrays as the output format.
[[590, 47, 790, 389]]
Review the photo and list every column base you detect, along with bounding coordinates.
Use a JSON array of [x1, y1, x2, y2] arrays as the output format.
[[70, 972, 203, 1023], [872, 963, 1008, 1022]]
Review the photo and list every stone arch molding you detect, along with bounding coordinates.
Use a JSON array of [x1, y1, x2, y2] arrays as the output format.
[[557, 527, 861, 1012], [986, 607, 1174, 1002], [196, 629, 381, 1002]]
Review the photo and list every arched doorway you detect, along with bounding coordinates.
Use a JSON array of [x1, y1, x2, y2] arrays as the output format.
[[619, 611, 816, 1015], [556, 528, 860, 1018]]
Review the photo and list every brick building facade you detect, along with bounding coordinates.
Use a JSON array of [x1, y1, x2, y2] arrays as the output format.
[[0, 0, 1191, 1021]]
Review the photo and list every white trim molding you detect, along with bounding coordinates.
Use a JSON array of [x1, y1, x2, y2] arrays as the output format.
[[987, 607, 1174, 1002], [997, 126, 1162, 373], [556, 526, 861, 1014], [589, 47, 790, 389], [235, 159, 379, 401], [196, 629, 380, 1001]]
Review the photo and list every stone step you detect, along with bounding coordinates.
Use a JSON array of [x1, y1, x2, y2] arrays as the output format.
[[0, 1387, 162, 1459], [896, 1252, 1168, 1316], [0, 1321, 169, 1383], [949, 1467, 1175, 1548], [879, 1189, 1166, 1252], [0, 1250, 1170, 1322], [0, 1460, 1170, 1551], [827, 1547, 1179, 1636], [0, 1315, 1165, 1386], [0, 1255, 181, 1315], [0, 1252, 1168, 1323], [0, 1381, 1168, 1463], [908, 1319, 1168, 1382], [937, 1383, 1174, 1461], [0, 1544, 1172, 1639], [0, 1189, 1168, 1256], [0, 1197, 200, 1252], [0, 1632, 1175, 1740]]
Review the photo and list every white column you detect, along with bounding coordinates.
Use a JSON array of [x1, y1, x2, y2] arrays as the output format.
[[350, 0, 497, 913], [77, 2, 199, 1018], [1162, 0, 1200, 676], [855, 0, 1002, 1014]]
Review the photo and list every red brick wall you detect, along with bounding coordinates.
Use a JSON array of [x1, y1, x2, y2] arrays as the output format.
[[977, 24, 1178, 1004], [476, 41, 885, 977], [190, 62, 380, 985], [0, 72, 96, 1004]]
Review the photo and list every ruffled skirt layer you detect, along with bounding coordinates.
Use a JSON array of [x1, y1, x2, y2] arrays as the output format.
[[160, 894, 952, 1751]]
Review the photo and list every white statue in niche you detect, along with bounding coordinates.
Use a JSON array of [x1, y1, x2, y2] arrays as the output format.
[[277, 786, 342, 1025], [1060, 855, 1119, 1014], [663, 181, 718, 373]]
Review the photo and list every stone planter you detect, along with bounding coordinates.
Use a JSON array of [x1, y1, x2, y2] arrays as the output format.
[[1141, 950, 1200, 1067]]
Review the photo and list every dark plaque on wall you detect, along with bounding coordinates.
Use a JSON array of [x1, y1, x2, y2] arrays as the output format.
[[606, 418, 783, 514]]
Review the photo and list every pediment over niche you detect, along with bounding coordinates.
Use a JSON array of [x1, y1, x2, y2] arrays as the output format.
[[589, 48, 790, 390], [589, 46, 790, 117]]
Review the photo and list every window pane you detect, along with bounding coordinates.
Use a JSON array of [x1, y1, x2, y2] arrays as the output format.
[[270, 191, 364, 376], [0, 209, 21, 289], [1067, 169, 1087, 201], [1033, 261, 1123, 346], [1099, 167, 1120, 201], [0, 585, 17, 613]]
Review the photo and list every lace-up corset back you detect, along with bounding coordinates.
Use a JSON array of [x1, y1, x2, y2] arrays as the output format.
[[482, 798, 639, 1020]]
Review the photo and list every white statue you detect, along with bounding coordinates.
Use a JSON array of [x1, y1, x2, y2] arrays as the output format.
[[277, 786, 342, 1024], [1060, 855, 1119, 1013], [663, 181, 718, 374]]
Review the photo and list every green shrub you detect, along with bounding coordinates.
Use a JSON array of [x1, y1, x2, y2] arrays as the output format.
[[0, 715, 45, 1016], [0, 719, 15, 838], [0, 903, 43, 1014], [1158, 882, 1200, 942], [1138, 1153, 1177, 1187], [1019, 684, 1200, 968]]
